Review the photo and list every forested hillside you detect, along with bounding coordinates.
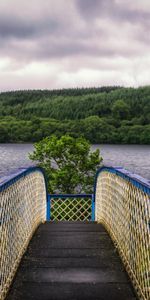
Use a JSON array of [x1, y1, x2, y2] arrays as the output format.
[[0, 86, 150, 144]]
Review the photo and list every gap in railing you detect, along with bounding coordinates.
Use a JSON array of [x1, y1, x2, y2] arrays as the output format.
[[47, 194, 95, 221]]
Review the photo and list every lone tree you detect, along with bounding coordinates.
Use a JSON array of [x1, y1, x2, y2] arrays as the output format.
[[29, 135, 102, 194]]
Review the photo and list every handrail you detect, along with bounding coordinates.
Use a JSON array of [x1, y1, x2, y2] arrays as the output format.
[[95, 166, 150, 300], [0, 167, 47, 300], [0, 166, 48, 191], [94, 166, 150, 195]]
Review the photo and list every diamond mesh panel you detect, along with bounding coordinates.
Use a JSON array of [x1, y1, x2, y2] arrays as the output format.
[[0, 170, 46, 300], [95, 171, 150, 300], [50, 197, 92, 221]]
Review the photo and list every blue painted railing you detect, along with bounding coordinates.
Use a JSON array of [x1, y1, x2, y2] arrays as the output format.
[[0, 165, 150, 300], [95, 166, 150, 300], [47, 194, 94, 221], [0, 167, 47, 300], [94, 166, 150, 196]]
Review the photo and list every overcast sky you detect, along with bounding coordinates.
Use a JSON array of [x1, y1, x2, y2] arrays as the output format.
[[0, 0, 150, 91]]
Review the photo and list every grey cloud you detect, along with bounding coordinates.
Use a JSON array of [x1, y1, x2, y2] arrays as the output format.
[[76, 0, 114, 17], [0, 18, 35, 38], [0, 32, 147, 65], [0, 0, 149, 90], [75, 0, 150, 25], [36, 40, 149, 61], [0, 14, 61, 39], [36, 41, 114, 59], [0, 0, 149, 61]]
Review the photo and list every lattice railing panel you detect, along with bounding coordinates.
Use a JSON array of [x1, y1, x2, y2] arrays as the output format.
[[95, 169, 150, 300], [0, 168, 46, 300], [50, 197, 92, 221]]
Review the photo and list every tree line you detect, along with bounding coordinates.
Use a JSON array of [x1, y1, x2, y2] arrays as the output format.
[[0, 86, 149, 144]]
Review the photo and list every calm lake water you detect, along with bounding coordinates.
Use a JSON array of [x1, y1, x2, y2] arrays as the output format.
[[0, 144, 150, 180]]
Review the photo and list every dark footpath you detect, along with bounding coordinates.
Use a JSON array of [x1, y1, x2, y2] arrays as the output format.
[[6, 221, 137, 300]]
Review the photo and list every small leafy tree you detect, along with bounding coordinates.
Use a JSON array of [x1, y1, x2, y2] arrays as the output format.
[[29, 135, 102, 193]]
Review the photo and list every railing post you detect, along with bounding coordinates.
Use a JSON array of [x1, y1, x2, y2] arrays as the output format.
[[91, 194, 95, 221], [46, 194, 51, 221]]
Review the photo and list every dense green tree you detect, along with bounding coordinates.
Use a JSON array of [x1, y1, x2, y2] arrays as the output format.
[[112, 100, 129, 119], [140, 125, 150, 144], [29, 135, 102, 193], [0, 86, 149, 144], [0, 125, 9, 142]]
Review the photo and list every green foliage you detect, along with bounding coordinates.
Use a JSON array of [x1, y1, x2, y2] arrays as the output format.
[[112, 100, 129, 119], [29, 135, 102, 193], [0, 86, 150, 144]]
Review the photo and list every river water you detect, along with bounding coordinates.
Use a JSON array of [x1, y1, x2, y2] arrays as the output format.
[[0, 144, 150, 180]]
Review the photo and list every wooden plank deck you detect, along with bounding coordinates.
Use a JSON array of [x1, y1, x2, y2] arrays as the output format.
[[6, 221, 137, 300]]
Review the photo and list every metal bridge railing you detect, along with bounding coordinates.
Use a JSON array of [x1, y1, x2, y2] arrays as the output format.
[[1, 165, 149, 300], [95, 166, 150, 300], [47, 194, 94, 221], [0, 167, 47, 300]]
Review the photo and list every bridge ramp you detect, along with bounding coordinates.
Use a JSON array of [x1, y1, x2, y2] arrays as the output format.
[[6, 221, 137, 300]]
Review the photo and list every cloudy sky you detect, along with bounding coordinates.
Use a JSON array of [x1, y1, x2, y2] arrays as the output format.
[[0, 0, 150, 91]]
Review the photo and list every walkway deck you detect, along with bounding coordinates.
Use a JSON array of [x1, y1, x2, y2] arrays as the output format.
[[6, 221, 137, 300]]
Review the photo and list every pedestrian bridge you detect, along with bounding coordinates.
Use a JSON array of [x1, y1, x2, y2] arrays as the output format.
[[0, 166, 149, 300]]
